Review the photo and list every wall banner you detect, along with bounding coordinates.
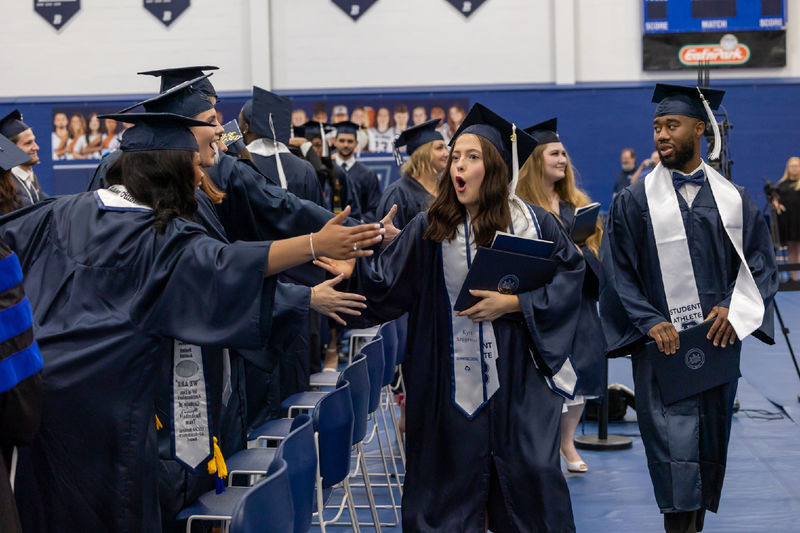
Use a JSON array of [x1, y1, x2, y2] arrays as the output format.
[[331, 0, 378, 21], [33, 0, 81, 31], [445, 0, 488, 18], [144, 0, 190, 27]]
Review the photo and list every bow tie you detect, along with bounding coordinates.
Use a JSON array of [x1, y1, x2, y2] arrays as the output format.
[[672, 169, 705, 190]]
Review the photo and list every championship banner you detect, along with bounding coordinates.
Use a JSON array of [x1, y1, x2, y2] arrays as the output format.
[[331, 0, 378, 21], [642, 0, 786, 70], [144, 0, 190, 27], [34, 0, 81, 31], [445, 0, 488, 18]]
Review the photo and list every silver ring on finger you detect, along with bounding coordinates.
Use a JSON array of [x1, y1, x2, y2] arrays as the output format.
[[353, 242, 358, 251]]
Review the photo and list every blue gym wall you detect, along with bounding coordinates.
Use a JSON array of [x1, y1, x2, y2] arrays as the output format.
[[2, 79, 798, 212]]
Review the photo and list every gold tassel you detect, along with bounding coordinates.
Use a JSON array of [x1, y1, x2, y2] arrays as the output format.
[[207, 437, 228, 479], [154, 414, 163, 430]]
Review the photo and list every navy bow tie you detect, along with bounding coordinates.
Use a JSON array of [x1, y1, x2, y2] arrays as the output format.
[[672, 169, 705, 190]]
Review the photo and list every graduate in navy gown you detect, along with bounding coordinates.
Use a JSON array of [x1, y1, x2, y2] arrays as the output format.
[[333, 121, 382, 222], [601, 84, 778, 533], [238, 86, 324, 205], [318, 104, 584, 533], [378, 118, 450, 229], [0, 111, 383, 533], [517, 118, 606, 474]]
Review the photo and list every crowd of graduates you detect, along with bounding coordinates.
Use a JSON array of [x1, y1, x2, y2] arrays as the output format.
[[0, 66, 778, 533]]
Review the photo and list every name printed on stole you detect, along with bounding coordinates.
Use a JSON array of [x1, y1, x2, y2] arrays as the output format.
[[175, 344, 207, 442]]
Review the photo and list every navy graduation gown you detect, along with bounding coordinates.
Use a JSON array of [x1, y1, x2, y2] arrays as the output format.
[[343, 160, 381, 222], [376, 174, 434, 230], [250, 152, 325, 207], [601, 178, 778, 513], [0, 192, 278, 533], [558, 203, 606, 397], [346, 207, 583, 532]]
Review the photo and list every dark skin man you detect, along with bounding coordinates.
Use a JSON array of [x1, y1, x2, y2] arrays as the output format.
[[647, 114, 737, 355]]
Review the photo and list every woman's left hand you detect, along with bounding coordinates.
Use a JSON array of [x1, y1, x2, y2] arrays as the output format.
[[380, 204, 400, 248], [310, 274, 367, 325], [457, 290, 521, 323]]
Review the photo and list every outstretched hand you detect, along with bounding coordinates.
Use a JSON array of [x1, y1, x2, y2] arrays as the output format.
[[310, 274, 367, 325], [380, 204, 400, 248], [457, 290, 521, 323], [314, 257, 355, 279], [314, 206, 384, 260]]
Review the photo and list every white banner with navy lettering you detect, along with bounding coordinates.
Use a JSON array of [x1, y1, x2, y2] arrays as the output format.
[[644, 162, 764, 337], [173, 340, 212, 469], [34, 0, 81, 31]]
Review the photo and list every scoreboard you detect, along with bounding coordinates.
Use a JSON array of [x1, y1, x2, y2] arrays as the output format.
[[643, 0, 786, 34]]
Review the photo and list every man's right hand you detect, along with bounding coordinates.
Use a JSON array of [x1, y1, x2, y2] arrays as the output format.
[[648, 321, 680, 355]]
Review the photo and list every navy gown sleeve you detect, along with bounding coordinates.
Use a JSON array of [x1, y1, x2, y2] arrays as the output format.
[[377, 183, 415, 230], [601, 188, 669, 355], [130, 222, 276, 349], [517, 206, 586, 377]]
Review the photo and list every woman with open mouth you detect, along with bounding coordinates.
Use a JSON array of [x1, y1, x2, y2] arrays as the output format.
[[317, 103, 585, 532]]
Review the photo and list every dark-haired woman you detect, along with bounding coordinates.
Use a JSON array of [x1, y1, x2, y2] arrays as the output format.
[[318, 105, 583, 532], [1, 113, 382, 533]]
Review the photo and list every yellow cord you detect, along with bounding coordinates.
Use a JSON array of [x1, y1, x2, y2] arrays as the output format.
[[207, 437, 228, 479], [154, 414, 163, 430]]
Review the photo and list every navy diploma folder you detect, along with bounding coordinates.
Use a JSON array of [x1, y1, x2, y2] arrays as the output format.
[[571, 202, 600, 245], [452, 248, 557, 311], [645, 320, 741, 405], [491, 232, 554, 258]]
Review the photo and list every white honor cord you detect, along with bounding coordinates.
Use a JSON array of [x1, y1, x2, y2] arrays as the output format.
[[9, 446, 17, 491], [269, 113, 288, 189]]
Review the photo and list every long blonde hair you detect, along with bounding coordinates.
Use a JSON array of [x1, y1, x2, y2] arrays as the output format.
[[401, 141, 438, 180], [777, 156, 800, 191], [516, 143, 602, 256]]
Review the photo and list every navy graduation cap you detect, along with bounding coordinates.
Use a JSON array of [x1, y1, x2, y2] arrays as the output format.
[[451, 103, 537, 186], [220, 119, 245, 156], [298, 120, 333, 140], [120, 74, 215, 119], [0, 133, 31, 171], [97, 112, 215, 152], [652, 83, 725, 122], [652, 83, 726, 160], [524, 118, 559, 146], [332, 120, 360, 137], [138, 65, 219, 96], [241, 86, 292, 144], [395, 118, 443, 156], [0, 110, 30, 139]]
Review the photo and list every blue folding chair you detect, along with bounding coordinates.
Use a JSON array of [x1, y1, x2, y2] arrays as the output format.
[[229, 457, 293, 533], [178, 415, 315, 532], [178, 456, 292, 533], [312, 382, 358, 533]]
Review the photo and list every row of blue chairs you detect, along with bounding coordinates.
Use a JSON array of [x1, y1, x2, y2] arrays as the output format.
[[177, 318, 407, 532]]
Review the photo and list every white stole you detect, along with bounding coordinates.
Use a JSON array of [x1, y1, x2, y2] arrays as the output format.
[[246, 138, 290, 189], [441, 197, 540, 417], [644, 162, 764, 337]]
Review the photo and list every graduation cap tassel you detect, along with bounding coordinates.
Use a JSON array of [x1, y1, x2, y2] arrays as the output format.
[[319, 121, 329, 157], [393, 146, 404, 167], [697, 88, 722, 161], [269, 113, 288, 189], [207, 436, 228, 494], [509, 124, 519, 193]]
